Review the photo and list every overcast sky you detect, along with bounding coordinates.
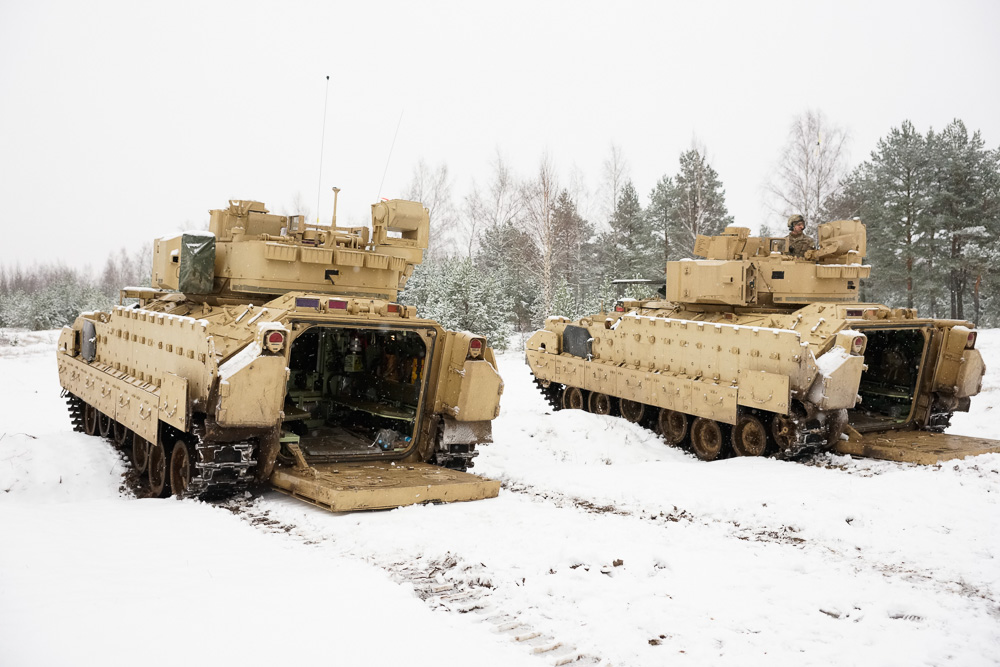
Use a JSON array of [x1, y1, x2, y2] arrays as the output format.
[[2, 0, 998, 271]]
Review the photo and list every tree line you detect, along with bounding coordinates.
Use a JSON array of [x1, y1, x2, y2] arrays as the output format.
[[825, 120, 1000, 325], [400, 145, 737, 349], [2, 114, 998, 342], [401, 114, 1000, 347], [0, 247, 151, 332]]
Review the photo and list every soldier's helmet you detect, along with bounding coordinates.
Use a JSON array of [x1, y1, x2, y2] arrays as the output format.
[[787, 214, 806, 230]]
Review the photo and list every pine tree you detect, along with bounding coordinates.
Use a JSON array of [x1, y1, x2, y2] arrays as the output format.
[[650, 149, 734, 260], [550, 190, 598, 317], [829, 119, 1000, 325], [848, 121, 933, 310], [399, 257, 514, 351], [926, 120, 1000, 322], [599, 180, 656, 280], [647, 175, 677, 263], [548, 276, 577, 320], [476, 220, 541, 332]]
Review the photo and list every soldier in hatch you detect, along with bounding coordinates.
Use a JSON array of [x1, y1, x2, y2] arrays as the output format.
[[786, 214, 815, 258]]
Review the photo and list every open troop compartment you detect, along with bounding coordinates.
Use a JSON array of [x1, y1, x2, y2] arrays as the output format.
[[849, 326, 928, 431], [282, 324, 433, 462]]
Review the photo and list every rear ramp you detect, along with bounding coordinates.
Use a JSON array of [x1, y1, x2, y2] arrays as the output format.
[[270, 462, 501, 512], [835, 430, 1000, 465]]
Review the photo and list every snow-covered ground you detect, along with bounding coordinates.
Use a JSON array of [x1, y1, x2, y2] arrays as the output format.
[[2, 328, 998, 666]]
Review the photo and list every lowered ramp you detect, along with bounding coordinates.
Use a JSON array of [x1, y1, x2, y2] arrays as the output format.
[[835, 429, 1000, 465], [270, 462, 501, 512]]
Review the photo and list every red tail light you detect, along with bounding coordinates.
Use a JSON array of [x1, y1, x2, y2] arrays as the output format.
[[265, 330, 286, 353], [852, 336, 865, 354], [469, 338, 483, 359], [966, 331, 977, 349]]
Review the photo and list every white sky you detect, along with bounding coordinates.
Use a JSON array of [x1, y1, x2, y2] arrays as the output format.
[[2, 0, 998, 271]]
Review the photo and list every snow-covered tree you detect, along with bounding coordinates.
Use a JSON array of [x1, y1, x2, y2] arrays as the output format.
[[400, 257, 513, 350], [550, 190, 598, 318], [598, 180, 656, 281], [927, 120, 1000, 323], [830, 119, 1000, 325], [476, 219, 541, 332]]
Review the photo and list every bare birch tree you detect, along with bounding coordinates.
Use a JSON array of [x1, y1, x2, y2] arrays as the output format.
[[766, 110, 850, 228], [461, 151, 522, 257], [600, 144, 629, 225], [280, 191, 313, 225], [521, 154, 559, 315], [406, 159, 459, 259]]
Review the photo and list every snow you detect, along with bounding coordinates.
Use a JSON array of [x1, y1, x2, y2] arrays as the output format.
[[2, 328, 999, 666], [816, 345, 852, 376], [218, 340, 262, 380]]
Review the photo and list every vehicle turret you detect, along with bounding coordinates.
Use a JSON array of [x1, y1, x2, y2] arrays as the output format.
[[152, 197, 429, 302], [665, 219, 869, 307]]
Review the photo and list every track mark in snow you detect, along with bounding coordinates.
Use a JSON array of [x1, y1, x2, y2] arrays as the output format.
[[223, 498, 606, 666], [501, 480, 999, 611], [388, 558, 602, 665]]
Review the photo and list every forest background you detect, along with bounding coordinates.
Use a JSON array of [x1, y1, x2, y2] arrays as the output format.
[[2, 111, 998, 348]]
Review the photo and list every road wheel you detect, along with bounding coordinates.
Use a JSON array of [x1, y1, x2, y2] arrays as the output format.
[[658, 409, 688, 445], [83, 403, 98, 436], [131, 433, 149, 474], [771, 415, 801, 452], [588, 392, 613, 415], [148, 440, 170, 498], [112, 421, 130, 449], [732, 414, 769, 457], [169, 441, 193, 498], [97, 412, 112, 438], [691, 417, 724, 461], [620, 399, 645, 423], [561, 386, 585, 410]]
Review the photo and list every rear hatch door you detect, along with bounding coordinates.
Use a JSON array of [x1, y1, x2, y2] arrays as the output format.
[[836, 430, 1000, 464], [269, 462, 500, 512]]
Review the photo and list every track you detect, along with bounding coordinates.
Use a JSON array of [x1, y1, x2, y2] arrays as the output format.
[[531, 380, 841, 460], [65, 391, 256, 499]]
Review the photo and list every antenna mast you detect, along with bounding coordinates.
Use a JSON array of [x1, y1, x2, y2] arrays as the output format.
[[377, 109, 404, 201], [315, 75, 331, 224]]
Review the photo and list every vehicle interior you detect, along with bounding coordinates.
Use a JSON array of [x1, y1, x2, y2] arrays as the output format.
[[849, 327, 927, 431], [281, 325, 430, 461]]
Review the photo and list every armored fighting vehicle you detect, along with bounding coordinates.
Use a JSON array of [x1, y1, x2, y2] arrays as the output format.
[[527, 220, 997, 464], [57, 196, 504, 510]]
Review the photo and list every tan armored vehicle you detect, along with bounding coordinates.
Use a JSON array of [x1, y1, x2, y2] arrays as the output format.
[[57, 196, 503, 510], [527, 220, 997, 464]]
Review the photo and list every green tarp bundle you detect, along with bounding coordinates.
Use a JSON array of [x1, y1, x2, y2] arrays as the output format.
[[179, 232, 216, 294]]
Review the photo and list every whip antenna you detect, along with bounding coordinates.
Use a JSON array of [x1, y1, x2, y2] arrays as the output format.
[[377, 109, 404, 201], [315, 75, 331, 224]]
